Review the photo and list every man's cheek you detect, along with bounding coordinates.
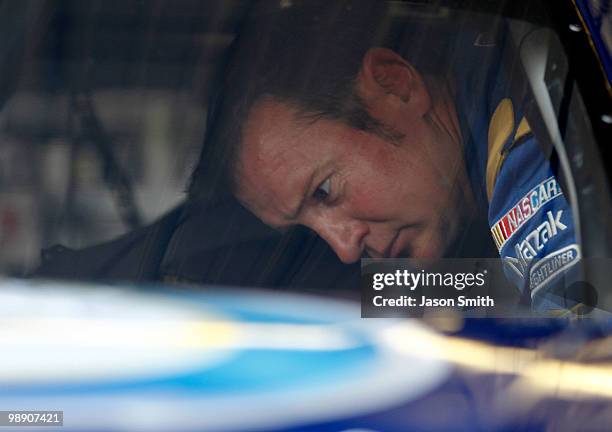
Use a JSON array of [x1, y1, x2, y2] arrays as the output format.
[[348, 187, 388, 214]]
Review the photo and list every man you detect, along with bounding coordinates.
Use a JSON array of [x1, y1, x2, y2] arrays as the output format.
[[38, 1, 580, 311], [188, 1, 581, 311]]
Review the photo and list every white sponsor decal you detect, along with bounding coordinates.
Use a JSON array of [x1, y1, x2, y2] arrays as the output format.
[[530, 244, 581, 297], [515, 210, 567, 261], [504, 209, 570, 284]]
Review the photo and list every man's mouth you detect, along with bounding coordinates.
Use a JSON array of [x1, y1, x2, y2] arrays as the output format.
[[389, 226, 418, 258], [385, 231, 401, 258], [365, 226, 416, 259], [365, 234, 397, 259]]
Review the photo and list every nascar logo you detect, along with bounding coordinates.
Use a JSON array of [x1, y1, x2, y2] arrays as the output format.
[[491, 176, 562, 251]]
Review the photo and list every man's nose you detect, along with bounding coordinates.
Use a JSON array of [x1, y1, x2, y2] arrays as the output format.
[[308, 216, 368, 264]]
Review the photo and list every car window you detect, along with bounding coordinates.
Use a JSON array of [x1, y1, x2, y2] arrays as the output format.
[[0, 0, 610, 307]]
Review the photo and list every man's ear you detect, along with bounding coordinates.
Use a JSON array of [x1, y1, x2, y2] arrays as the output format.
[[357, 47, 430, 117]]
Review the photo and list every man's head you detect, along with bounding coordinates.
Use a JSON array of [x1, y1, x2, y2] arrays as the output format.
[[189, 1, 475, 262]]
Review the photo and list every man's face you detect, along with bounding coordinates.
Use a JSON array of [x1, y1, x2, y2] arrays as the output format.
[[236, 49, 473, 263], [236, 102, 471, 263]]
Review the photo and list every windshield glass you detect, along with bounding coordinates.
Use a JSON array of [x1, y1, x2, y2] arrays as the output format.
[[1, 1, 609, 310], [2, 2, 612, 431]]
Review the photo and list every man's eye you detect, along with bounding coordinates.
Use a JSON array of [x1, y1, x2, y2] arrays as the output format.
[[313, 178, 331, 201]]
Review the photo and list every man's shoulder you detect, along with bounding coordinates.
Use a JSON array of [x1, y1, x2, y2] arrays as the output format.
[[487, 131, 580, 309], [34, 206, 183, 282]]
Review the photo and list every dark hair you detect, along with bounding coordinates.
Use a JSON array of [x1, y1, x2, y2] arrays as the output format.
[[188, 0, 449, 202]]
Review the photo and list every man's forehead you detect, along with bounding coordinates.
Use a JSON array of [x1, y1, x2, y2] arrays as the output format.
[[238, 99, 309, 179], [241, 99, 308, 158], [235, 98, 319, 221]]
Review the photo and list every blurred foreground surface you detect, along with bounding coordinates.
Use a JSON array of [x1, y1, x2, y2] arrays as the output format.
[[2, 278, 612, 431]]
